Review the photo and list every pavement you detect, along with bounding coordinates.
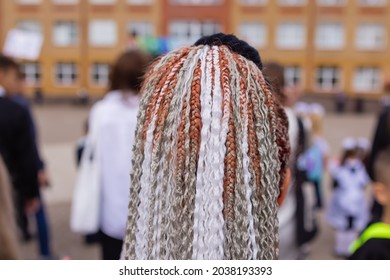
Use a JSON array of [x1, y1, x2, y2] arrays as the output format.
[[18, 104, 377, 260]]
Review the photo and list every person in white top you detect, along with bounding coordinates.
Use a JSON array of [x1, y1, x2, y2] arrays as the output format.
[[327, 138, 371, 257], [85, 50, 151, 260]]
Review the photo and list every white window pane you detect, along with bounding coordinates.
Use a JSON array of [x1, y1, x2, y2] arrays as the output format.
[[127, 0, 153, 4], [17, 0, 41, 4], [317, 0, 345, 5], [53, 22, 78, 46], [240, 0, 267, 5], [53, 0, 79, 4], [316, 23, 344, 50], [17, 20, 42, 35], [356, 24, 386, 50], [171, 0, 223, 4], [22, 63, 41, 85], [279, 0, 306, 5], [91, 63, 110, 86], [239, 22, 267, 48], [353, 67, 381, 92], [169, 20, 221, 49], [128, 21, 154, 37], [316, 66, 341, 91], [56, 63, 77, 85], [90, 0, 116, 4], [89, 20, 117, 46], [277, 22, 305, 49], [359, 0, 386, 6]]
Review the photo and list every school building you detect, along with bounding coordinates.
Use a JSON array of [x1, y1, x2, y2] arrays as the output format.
[[0, 0, 390, 98]]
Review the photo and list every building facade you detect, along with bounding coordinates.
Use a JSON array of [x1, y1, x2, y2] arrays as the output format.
[[1, 0, 390, 98]]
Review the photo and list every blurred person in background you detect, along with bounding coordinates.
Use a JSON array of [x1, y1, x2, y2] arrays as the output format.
[[121, 33, 291, 260], [349, 148, 390, 259], [0, 155, 20, 260], [0, 54, 40, 249], [367, 91, 390, 223], [263, 62, 317, 259], [327, 138, 371, 258], [299, 103, 329, 209], [9, 71, 53, 259], [76, 49, 151, 260]]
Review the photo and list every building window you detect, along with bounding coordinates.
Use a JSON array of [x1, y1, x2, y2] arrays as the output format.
[[90, 0, 116, 4], [89, 20, 117, 47], [170, 0, 222, 4], [55, 63, 77, 85], [22, 63, 41, 86], [353, 67, 382, 92], [53, 0, 79, 4], [276, 22, 305, 49], [316, 66, 341, 91], [356, 24, 386, 50], [359, 0, 386, 6], [17, 20, 42, 35], [316, 22, 344, 50], [127, 21, 154, 38], [317, 0, 345, 5], [17, 0, 41, 4], [91, 63, 110, 86], [169, 21, 221, 48], [127, 0, 153, 4], [240, 0, 267, 5], [239, 22, 267, 48], [285, 66, 302, 86], [279, 0, 306, 5], [53, 21, 78, 46]]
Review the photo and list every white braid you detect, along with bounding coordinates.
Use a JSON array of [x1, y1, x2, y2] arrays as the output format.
[[203, 46, 225, 259], [192, 46, 212, 259], [241, 60, 258, 259], [135, 114, 157, 259]]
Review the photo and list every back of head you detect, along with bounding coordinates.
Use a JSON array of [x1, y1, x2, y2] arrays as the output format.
[[123, 34, 290, 260], [263, 62, 286, 105], [109, 49, 152, 93]]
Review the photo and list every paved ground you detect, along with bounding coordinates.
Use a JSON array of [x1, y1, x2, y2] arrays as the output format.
[[18, 104, 377, 260]]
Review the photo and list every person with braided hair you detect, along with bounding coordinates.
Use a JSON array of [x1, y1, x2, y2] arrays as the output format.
[[122, 33, 291, 260]]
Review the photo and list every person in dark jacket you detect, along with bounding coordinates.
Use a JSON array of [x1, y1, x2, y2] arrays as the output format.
[[350, 148, 390, 259], [0, 55, 40, 223], [10, 71, 53, 258], [367, 106, 390, 222]]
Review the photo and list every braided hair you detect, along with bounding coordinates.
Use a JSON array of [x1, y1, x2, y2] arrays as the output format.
[[123, 34, 290, 260]]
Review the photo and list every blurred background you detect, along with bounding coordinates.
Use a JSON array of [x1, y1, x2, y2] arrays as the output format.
[[1, 0, 389, 260]]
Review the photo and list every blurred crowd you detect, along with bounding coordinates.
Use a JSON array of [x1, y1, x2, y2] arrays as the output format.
[[1, 33, 390, 260]]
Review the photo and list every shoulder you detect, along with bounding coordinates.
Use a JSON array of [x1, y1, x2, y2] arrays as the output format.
[[350, 238, 390, 260], [0, 98, 28, 119]]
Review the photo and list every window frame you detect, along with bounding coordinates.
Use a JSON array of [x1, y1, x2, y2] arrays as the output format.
[[53, 21, 79, 47], [276, 22, 306, 50], [54, 62, 78, 86], [315, 66, 342, 92], [90, 63, 110, 87]]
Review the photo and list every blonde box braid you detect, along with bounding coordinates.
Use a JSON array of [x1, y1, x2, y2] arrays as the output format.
[[123, 34, 290, 260]]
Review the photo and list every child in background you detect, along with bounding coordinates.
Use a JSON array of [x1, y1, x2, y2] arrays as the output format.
[[327, 138, 371, 258], [302, 103, 329, 209], [349, 148, 390, 259]]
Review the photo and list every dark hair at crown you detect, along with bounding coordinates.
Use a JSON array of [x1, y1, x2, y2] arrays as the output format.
[[194, 33, 263, 70]]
